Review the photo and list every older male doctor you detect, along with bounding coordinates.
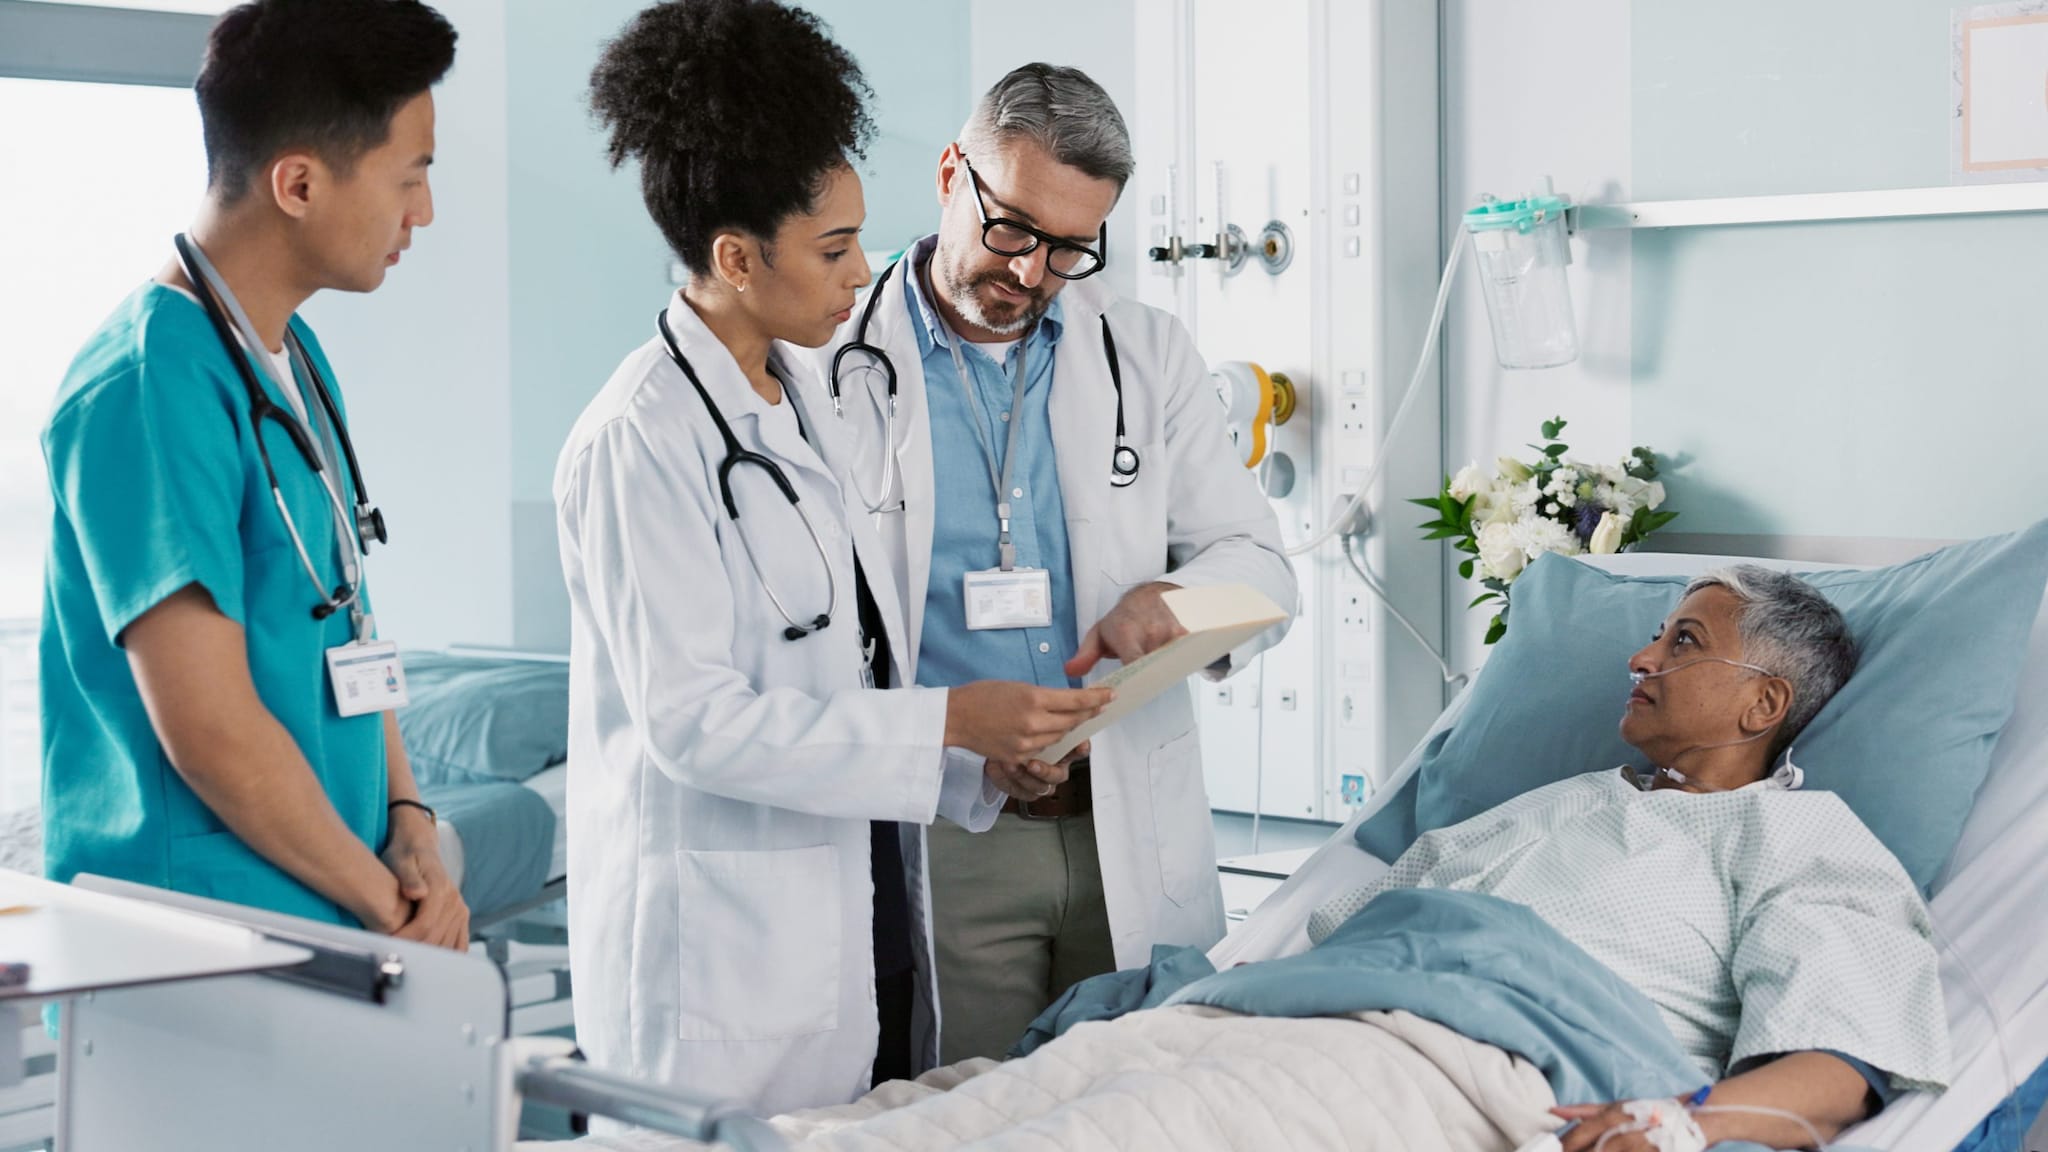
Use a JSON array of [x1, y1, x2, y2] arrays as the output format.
[[819, 64, 1297, 1062]]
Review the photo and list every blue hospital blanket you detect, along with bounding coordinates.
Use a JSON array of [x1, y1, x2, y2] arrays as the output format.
[[1016, 888, 1903, 1151], [1021, 888, 1703, 1107]]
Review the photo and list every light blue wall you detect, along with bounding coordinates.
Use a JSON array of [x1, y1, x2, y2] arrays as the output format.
[[808, 0, 972, 257], [500, 2, 974, 648], [504, 1, 668, 649], [1629, 0, 2048, 540], [507, 1, 668, 509], [302, 0, 514, 651]]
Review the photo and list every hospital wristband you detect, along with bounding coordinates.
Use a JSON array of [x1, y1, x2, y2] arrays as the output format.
[[388, 798, 437, 826]]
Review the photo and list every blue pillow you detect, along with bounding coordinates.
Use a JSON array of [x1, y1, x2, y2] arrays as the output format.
[[397, 653, 569, 787], [417, 779, 557, 919], [1357, 521, 2048, 891]]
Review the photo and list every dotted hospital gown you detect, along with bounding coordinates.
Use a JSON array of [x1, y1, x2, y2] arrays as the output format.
[[1309, 771, 1951, 1092]]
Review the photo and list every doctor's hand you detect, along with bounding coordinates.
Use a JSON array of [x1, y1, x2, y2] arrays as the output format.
[[984, 741, 1090, 803], [381, 806, 470, 951], [1065, 581, 1186, 678], [945, 682, 1113, 764]]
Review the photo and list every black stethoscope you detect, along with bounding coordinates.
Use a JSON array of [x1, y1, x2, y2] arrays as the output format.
[[657, 309, 838, 641], [826, 258, 1143, 509], [172, 234, 386, 627]]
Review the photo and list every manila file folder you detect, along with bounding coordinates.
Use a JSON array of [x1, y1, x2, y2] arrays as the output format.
[[1041, 583, 1287, 763]]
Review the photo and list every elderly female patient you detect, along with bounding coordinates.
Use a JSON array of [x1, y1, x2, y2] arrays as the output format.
[[1284, 566, 1950, 1151], [586, 568, 1947, 1152]]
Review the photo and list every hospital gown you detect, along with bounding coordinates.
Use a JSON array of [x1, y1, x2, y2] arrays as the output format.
[[1309, 770, 1950, 1093]]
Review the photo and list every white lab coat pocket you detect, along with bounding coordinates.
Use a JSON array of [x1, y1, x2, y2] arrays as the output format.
[[1148, 729, 1209, 906], [673, 844, 841, 1041]]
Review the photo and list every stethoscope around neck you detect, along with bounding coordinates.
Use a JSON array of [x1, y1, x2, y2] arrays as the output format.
[[172, 233, 386, 628], [656, 309, 837, 641], [825, 257, 1143, 510]]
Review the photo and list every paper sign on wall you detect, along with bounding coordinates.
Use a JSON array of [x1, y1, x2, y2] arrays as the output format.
[[1953, 4, 2048, 182]]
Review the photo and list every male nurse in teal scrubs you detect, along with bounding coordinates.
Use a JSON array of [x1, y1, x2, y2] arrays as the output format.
[[39, 0, 468, 948]]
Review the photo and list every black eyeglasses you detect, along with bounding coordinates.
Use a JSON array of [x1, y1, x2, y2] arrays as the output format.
[[959, 153, 1107, 280]]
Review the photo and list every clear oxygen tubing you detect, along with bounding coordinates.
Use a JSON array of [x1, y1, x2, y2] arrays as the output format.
[[1283, 226, 1469, 560], [1623, 658, 1781, 789], [1587, 1103, 1827, 1152], [1930, 913, 2023, 1150], [1298, 228, 1469, 689], [1342, 530, 1464, 688]]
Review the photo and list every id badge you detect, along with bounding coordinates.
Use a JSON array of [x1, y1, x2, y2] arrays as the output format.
[[325, 640, 411, 717], [964, 567, 1054, 631]]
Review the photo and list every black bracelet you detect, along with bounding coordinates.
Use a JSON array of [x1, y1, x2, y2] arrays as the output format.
[[388, 797, 437, 826]]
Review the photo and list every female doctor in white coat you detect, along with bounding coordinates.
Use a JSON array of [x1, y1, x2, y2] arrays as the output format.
[[555, 1, 1112, 1118]]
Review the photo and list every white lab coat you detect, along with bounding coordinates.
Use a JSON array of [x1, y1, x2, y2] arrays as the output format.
[[554, 295, 1001, 1117], [812, 239, 1299, 979]]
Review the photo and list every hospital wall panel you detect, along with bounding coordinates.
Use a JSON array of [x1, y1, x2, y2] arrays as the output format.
[[1440, 0, 1636, 674], [1629, 0, 2048, 543], [1631, 215, 2048, 541]]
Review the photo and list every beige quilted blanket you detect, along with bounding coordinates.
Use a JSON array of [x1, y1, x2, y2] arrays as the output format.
[[556, 1004, 1561, 1151]]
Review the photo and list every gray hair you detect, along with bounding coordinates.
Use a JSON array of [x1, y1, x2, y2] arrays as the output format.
[[959, 63, 1133, 190], [1684, 565, 1858, 755]]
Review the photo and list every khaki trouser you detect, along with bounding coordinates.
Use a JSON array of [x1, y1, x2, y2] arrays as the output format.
[[926, 811, 1117, 1063]]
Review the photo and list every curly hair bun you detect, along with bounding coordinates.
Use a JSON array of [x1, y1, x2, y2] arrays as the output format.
[[591, 0, 874, 273]]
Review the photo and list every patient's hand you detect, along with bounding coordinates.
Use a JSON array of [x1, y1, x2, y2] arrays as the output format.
[[1551, 1101, 1689, 1152], [1552, 1052, 1866, 1152]]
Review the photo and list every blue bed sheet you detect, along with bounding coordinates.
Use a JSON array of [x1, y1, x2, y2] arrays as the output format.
[[398, 653, 568, 788], [418, 779, 556, 921]]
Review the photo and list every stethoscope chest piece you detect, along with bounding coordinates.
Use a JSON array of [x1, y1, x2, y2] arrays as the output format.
[[1110, 441, 1141, 487], [358, 505, 388, 549]]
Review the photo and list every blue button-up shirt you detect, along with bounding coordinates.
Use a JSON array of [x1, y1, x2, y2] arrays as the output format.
[[907, 253, 1080, 692]]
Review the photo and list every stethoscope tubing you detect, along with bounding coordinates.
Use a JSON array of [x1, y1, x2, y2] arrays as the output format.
[[656, 308, 839, 641]]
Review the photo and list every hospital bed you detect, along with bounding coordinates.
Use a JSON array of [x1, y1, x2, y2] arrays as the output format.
[[529, 542, 2048, 1151], [22, 542, 2048, 1150], [404, 647, 576, 1034], [1208, 549, 2048, 1152]]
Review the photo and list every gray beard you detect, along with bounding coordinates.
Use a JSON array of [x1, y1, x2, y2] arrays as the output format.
[[938, 256, 1048, 336]]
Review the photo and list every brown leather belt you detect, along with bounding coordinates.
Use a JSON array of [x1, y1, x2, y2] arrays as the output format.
[[1002, 760, 1091, 820]]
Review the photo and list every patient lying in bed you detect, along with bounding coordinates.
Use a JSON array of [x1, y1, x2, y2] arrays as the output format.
[[582, 568, 1947, 1152]]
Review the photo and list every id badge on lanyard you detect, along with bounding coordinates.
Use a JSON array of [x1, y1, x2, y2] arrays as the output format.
[[964, 567, 1054, 631], [326, 640, 411, 717], [940, 280, 1058, 634]]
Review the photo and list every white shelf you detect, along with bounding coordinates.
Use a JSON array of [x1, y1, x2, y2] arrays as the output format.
[[1570, 182, 2048, 231]]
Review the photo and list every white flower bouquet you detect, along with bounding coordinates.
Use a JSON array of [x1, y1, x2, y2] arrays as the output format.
[[1414, 417, 1678, 644]]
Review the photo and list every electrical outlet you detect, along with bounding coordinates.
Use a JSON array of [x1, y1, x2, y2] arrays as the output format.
[[1338, 686, 1372, 730], [1338, 590, 1369, 629], [1339, 396, 1368, 437]]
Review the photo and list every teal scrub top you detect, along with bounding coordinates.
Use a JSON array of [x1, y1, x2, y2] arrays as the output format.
[[39, 282, 388, 925]]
